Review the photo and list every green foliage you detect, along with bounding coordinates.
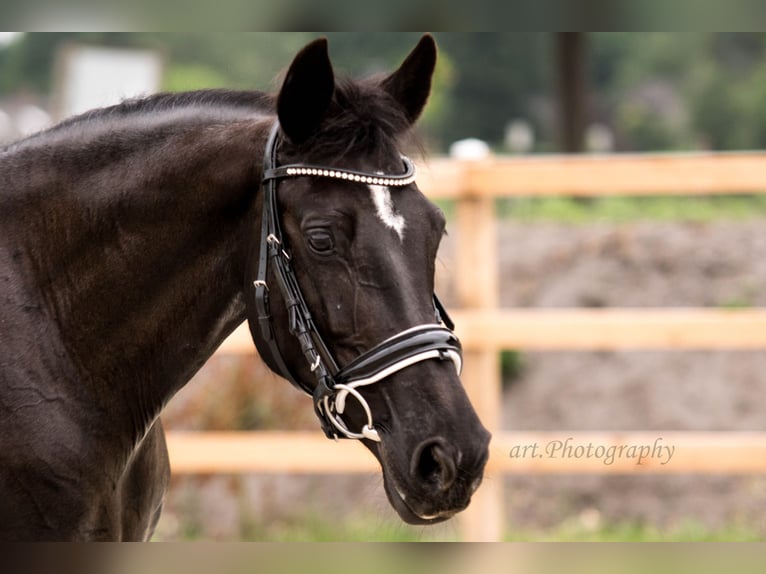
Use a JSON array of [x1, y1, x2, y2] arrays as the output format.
[[161, 504, 761, 541], [7, 33, 766, 154], [718, 287, 758, 309], [497, 195, 766, 223], [593, 33, 766, 152], [500, 350, 525, 388], [163, 64, 230, 92], [428, 33, 551, 148]]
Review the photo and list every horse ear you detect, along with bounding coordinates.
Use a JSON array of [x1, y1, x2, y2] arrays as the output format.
[[277, 37, 335, 144], [381, 34, 437, 125]]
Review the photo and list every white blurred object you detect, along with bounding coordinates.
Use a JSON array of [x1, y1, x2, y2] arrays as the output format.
[[585, 122, 615, 153], [449, 138, 491, 160], [504, 119, 535, 154], [578, 507, 603, 531], [0, 33, 23, 47], [16, 104, 51, 136], [0, 109, 15, 142], [55, 45, 162, 120]]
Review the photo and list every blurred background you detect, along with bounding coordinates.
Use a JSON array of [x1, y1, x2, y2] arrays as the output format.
[[10, 32, 766, 153], [4, 32, 766, 541]]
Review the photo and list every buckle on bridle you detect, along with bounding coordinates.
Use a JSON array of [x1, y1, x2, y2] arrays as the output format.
[[312, 376, 340, 440]]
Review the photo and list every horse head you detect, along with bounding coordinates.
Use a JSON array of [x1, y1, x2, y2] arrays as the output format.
[[246, 35, 490, 525]]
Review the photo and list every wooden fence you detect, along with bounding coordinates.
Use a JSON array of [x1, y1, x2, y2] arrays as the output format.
[[166, 151, 766, 541]]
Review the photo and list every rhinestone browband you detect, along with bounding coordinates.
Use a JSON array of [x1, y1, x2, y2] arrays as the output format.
[[262, 156, 417, 187]]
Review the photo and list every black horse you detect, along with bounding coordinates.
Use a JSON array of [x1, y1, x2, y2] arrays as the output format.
[[0, 35, 490, 540]]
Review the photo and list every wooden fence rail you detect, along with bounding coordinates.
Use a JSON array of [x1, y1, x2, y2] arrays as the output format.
[[169, 151, 766, 541], [219, 309, 766, 352], [416, 152, 766, 198], [166, 431, 766, 476]]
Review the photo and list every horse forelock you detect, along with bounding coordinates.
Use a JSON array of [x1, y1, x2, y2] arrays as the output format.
[[284, 77, 414, 165]]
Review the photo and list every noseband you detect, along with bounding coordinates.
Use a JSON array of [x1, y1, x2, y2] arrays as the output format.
[[252, 122, 462, 442]]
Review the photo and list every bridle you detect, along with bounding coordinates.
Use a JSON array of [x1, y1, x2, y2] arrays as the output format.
[[252, 122, 462, 442]]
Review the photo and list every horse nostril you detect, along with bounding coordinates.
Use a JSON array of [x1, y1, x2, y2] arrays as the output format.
[[411, 438, 457, 491]]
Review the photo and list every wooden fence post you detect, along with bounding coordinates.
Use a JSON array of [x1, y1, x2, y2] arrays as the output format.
[[454, 163, 504, 542]]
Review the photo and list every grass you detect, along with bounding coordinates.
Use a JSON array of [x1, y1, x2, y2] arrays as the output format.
[[503, 520, 763, 542], [240, 516, 451, 542], [437, 195, 766, 224], [169, 508, 428, 541], [168, 509, 762, 541]]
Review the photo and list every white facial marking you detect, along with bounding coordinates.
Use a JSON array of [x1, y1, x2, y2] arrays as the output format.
[[369, 184, 406, 240]]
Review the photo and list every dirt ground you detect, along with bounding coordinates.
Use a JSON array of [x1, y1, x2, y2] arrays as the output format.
[[158, 218, 766, 539], [478, 220, 766, 536]]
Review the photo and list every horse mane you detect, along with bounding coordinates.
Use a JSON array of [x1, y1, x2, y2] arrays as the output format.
[[0, 89, 273, 155], [50, 89, 275, 132]]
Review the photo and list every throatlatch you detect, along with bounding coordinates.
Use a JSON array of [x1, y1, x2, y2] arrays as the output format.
[[252, 122, 462, 442]]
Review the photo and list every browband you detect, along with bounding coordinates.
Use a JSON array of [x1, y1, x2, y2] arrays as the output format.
[[264, 157, 417, 188]]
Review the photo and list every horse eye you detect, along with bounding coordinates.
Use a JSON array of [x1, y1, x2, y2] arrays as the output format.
[[306, 228, 335, 254]]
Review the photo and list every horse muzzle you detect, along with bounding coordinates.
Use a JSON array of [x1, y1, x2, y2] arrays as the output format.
[[379, 432, 490, 525]]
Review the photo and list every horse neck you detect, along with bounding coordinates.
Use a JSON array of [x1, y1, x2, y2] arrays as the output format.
[[6, 108, 272, 431]]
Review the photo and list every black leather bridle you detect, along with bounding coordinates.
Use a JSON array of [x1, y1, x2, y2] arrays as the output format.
[[252, 122, 462, 441]]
